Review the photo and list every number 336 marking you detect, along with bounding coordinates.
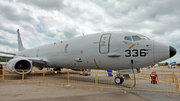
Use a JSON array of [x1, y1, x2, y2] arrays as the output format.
[[125, 49, 147, 57]]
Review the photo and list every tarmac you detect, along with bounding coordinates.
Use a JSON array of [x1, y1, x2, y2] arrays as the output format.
[[0, 81, 179, 101], [0, 81, 147, 101], [0, 67, 179, 101]]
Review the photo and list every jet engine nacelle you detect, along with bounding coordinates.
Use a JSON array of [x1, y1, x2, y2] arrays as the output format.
[[6, 57, 33, 74]]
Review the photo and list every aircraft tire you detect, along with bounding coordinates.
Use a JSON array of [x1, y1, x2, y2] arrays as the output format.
[[123, 74, 130, 78], [114, 76, 124, 84], [53, 68, 61, 73]]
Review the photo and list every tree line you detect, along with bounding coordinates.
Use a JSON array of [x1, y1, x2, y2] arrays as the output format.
[[0, 58, 9, 62]]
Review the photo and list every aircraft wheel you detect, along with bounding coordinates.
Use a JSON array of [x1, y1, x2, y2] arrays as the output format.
[[123, 74, 130, 78], [53, 68, 61, 73], [114, 76, 124, 84]]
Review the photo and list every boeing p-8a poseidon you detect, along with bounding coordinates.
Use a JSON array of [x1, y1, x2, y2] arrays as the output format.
[[0, 29, 176, 84]]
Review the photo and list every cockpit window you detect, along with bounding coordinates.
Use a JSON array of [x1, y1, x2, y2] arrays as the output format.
[[124, 36, 132, 41], [132, 36, 141, 41], [139, 36, 150, 40]]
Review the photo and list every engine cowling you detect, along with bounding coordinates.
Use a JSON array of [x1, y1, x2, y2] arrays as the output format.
[[6, 57, 33, 74]]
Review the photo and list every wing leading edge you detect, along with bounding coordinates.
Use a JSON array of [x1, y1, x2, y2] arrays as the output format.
[[0, 52, 16, 59]]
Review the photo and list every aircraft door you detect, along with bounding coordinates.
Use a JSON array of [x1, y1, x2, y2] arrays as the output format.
[[99, 33, 111, 54]]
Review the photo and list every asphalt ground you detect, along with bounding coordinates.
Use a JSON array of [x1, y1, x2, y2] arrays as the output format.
[[0, 67, 180, 101], [0, 81, 179, 101], [0, 81, 147, 101]]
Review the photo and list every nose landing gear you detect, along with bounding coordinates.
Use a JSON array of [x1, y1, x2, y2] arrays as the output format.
[[114, 75, 124, 84]]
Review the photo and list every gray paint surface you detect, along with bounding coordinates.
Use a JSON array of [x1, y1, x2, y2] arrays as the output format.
[[2, 30, 175, 74]]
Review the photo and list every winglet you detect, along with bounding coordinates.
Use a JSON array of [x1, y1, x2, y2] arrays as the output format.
[[17, 29, 26, 51]]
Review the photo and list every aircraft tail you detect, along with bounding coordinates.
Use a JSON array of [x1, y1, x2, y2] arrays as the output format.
[[17, 29, 26, 52]]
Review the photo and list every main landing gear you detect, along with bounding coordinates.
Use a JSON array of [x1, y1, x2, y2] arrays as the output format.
[[53, 68, 61, 73], [114, 75, 124, 84]]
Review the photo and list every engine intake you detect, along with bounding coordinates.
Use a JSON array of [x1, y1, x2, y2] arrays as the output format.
[[6, 57, 32, 74]]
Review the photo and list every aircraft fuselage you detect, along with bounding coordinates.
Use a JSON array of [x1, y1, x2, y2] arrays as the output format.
[[15, 31, 176, 70]]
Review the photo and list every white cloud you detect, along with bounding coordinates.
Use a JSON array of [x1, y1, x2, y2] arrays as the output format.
[[0, 0, 179, 63]]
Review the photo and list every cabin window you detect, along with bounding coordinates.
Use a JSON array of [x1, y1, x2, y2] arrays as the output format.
[[124, 36, 132, 41], [132, 36, 141, 41]]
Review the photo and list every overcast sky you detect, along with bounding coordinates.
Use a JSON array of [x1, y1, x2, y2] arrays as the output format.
[[0, 0, 179, 63]]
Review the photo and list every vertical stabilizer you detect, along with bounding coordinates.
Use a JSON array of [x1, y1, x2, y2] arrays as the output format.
[[17, 29, 26, 51]]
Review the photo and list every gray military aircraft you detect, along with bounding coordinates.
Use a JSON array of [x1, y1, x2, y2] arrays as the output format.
[[0, 29, 177, 84]]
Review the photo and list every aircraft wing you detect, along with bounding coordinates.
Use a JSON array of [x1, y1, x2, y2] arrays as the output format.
[[0, 52, 16, 55], [0, 52, 16, 59], [0, 55, 14, 59], [0, 51, 49, 66]]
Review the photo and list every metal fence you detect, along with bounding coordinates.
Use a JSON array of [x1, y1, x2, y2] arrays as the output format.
[[68, 71, 96, 89], [0, 69, 2, 81], [177, 74, 180, 93], [1, 69, 180, 95], [24, 70, 44, 85], [97, 72, 132, 92], [142, 69, 178, 74], [4, 69, 22, 83], [133, 73, 176, 93], [44, 71, 68, 86], [142, 69, 180, 84]]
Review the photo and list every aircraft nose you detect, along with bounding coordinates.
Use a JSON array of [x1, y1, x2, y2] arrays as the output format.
[[170, 46, 176, 57], [153, 41, 175, 63]]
